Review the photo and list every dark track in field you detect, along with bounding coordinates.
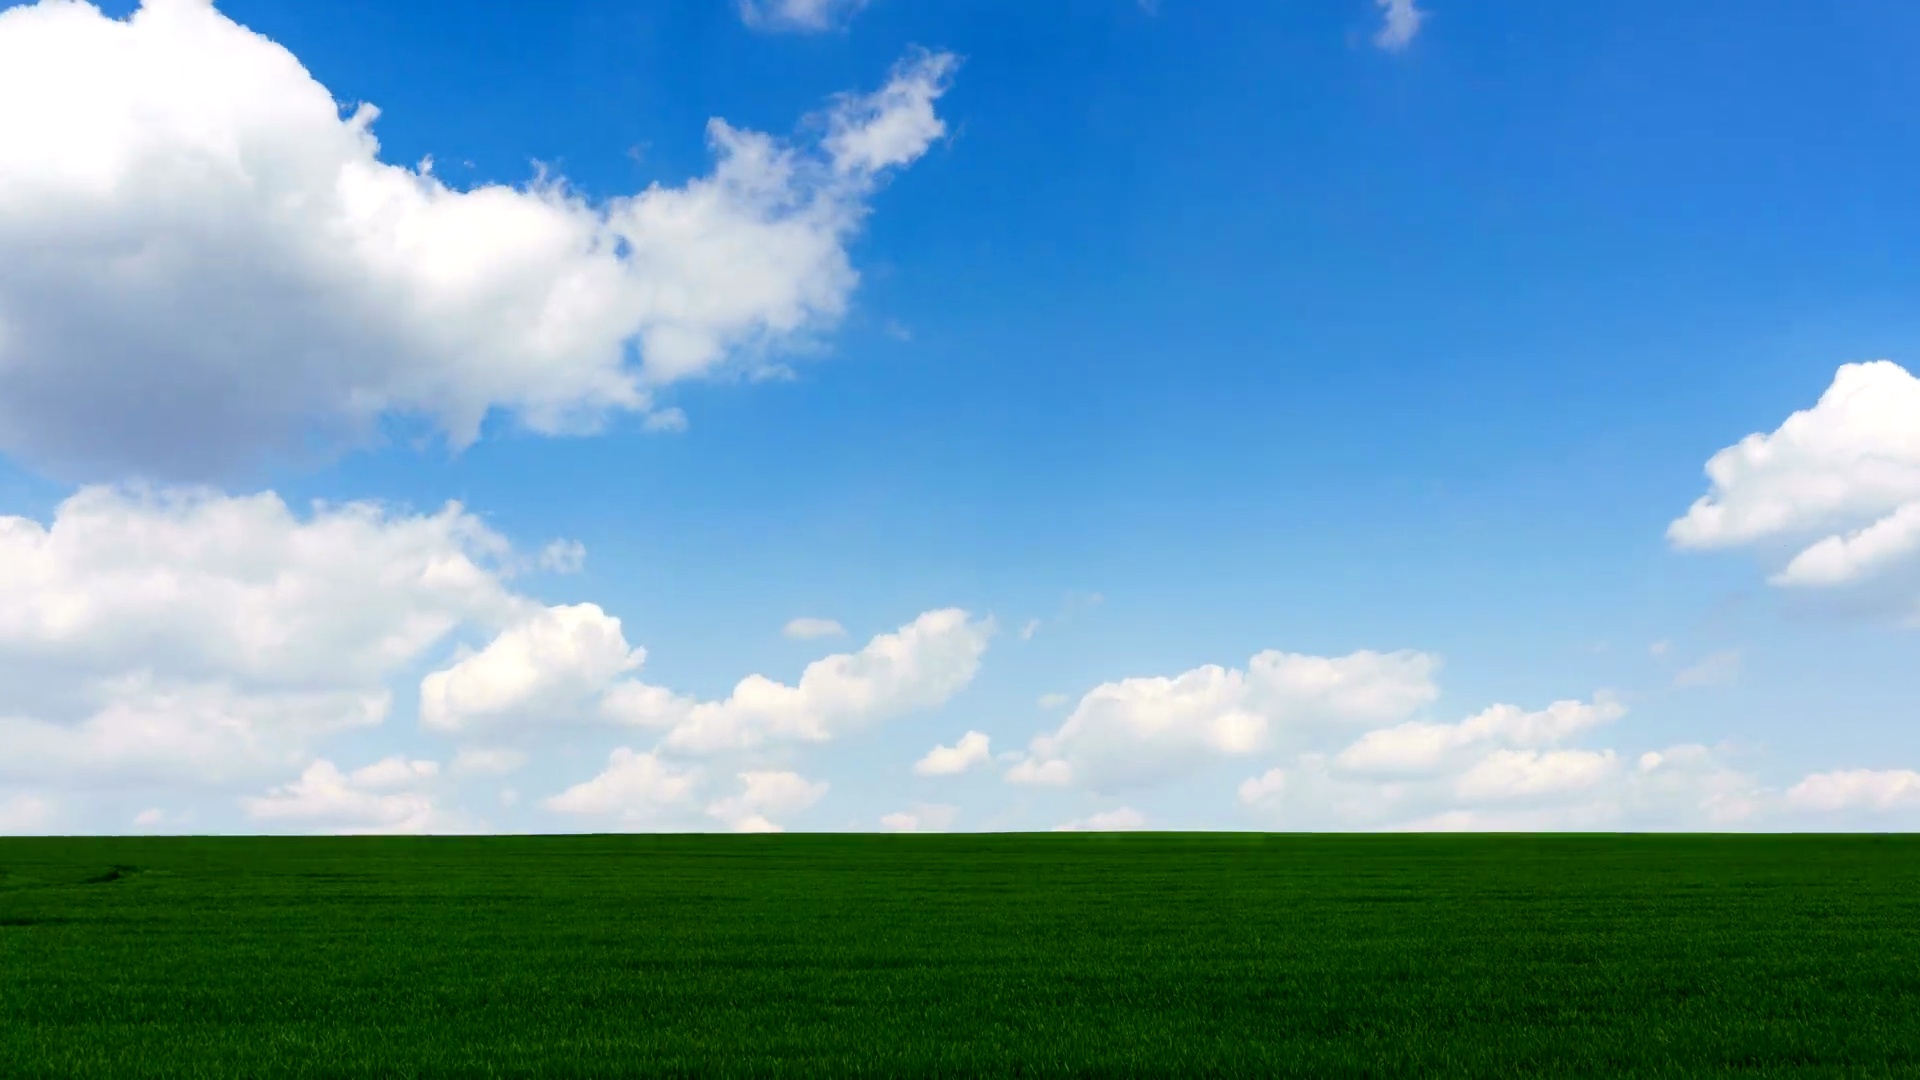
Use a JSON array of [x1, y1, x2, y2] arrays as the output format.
[[3, 833, 1918, 1077]]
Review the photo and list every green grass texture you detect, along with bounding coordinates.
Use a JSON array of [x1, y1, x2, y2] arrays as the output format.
[[4, 833, 1918, 1077]]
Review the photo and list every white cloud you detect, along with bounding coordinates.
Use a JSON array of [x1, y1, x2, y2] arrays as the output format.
[[1234, 682, 1764, 830], [415, 606, 989, 755], [0, 1, 954, 479], [0, 675, 389, 788], [132, 807, 165, 828], [782, 617, 846, 641], [1037, 693, 1069, 709], [1335, 695, 1624, 777], [241, 757, 456, 834], [738, 0, 871, 33], [346, 756, 440, 790], [1019, 618, 1041, 641], [537, 540, 586, 574], [420, 603, 644, 733], [1786, 768, 1920, 813], [706, 770, 829, 832], [912, 730, 991, 776], [0, 793, 55, 834], [542, 747, 699, 825], [1628, 745, 1767, 826], [879, 802, 958, 832], [1453, 748, 1620, 802], [1052, 807, 1146, 832], [0, 486, 521, 686], [1775, 502, 1920, 587], [1670, 363, 1920, 603], [1237, 767, 1286, 807], [614, 609, 993, 754], [1673, 648, 1742, 688], [1373, 0, 1426, 52], [0, 484, 570, 792], [1010, 649, 1440, 792]]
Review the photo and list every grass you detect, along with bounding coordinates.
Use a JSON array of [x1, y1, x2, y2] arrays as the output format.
[[2, 833, 1919, 1077]]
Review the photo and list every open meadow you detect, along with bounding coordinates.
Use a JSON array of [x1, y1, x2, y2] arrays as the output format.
[[3, 833, 1919, 1077]]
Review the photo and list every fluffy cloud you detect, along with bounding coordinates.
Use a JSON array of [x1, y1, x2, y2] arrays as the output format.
[[0, 0, 955, 479], [913, 730, 991, 776], [782, 617, 846, 641], [1670, 362, 1920, 605], [0, 679, 389, 787], [0, 486, 522, 686], [1786, 768, 1920, 813], [1335, 696, 1624, 777], [1052, 807, 1146, 832], [879, 803, 958, 832], [1374, 0, 1426, 52], [420, 604, 643, 733], [542, 748, 700, 825], [0, 486, 538, 787], [706, 770, 829, 832], [1249, 739, 1767, 832], [413, 605, 989, 758], [1453, 749, 1620, 802], [738, 0, 871, 33], [1008, 649, 1440, 792], [241, 757, 457, 834], [610, 609, 994, 754]]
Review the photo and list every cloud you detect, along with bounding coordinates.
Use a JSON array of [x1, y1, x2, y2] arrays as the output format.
[[1670, 362, 1920, 604], [1237, 767, 1286, 807], [0, 484, 554, 790], [0, 0, 955, 479], [0, 486, 521, 687], [420, 603, 644, 733], [1786, 768, 1920, 813], [1775, 503, 1920, 588], [1373, 0, 1426, 52], [1245, 738, 1766, 832], [537, 540, 586, 574], [1009, 649, 1440, 793], [1335, 695, 1624, 777], [0, 793, 55, 834], [782, 617, 847, 641], [613, 609, 994, 754], [912, 730, 991, 776], [706, 770, 829, 832], [241, 757, 457, 834], [415, 606, 990, 755], [1037, 693, 1070, 709], [0, 677, 390, 788], [738, 0, 872, 33], [1673, 648, 1742, 688], [879, 802, 958, 832], [1452, 749, 1620, 802], [542, 747, 700, 825], [1052, 807, 1146, 832]]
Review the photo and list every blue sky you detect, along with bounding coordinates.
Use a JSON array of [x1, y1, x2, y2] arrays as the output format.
[[3, 0, 1920, 834]]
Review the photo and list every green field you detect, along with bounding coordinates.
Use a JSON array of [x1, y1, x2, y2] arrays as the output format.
[[3, 834, 1918, 1077]]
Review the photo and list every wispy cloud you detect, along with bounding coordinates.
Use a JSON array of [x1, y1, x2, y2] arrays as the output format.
[[1373, 0, 1426, 52]]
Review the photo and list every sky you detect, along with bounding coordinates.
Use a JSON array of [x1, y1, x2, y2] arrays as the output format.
[[3, 0, 1920, 835]]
